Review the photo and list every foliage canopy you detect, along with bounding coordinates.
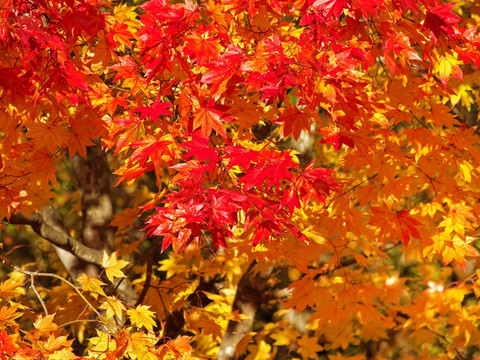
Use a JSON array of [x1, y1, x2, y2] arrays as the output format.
[[2, 0, 480, 359]]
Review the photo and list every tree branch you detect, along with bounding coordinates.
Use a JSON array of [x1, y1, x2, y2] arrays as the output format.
[[134, 244, 157, 307], [7, 210, 104, 266], [313, 257, 357, 281], [218, 261, 273, 360]]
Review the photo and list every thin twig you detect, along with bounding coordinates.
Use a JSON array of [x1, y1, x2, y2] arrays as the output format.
[[0, 257, 118, 334], [135, 245, 156, 307], [313, 257, 357, 281], [30, 273, 48, 316]]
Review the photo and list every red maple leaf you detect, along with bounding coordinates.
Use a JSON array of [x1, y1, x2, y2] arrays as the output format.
[[424, 3, 461, 42], [183, 32, 220, 66], [224, 146, 258, 171], [0, 330, 16, 358], [240, 161, 293, 191], [319, 127, 355, 151], [312, 0, 350, 18], [129, 137, 172, 168], [64, 62, 89, 91], [142, 0, 188, 24], [201, 46, 242, 96], [135, 100, 172, 122], [183, 136, 219, 163], [258, 82, 283, 104]]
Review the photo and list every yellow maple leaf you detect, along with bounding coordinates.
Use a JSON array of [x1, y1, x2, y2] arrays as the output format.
[[0, 278, 23, 299], [434, 51, 463, 88], [43, 334, 73, 353], [125, 331, 156, 358], [441, 235, 478, 270], [438, 204, 475, 235], [245, 340, 272, 360], [127, 305, 156, 332], [0, 303, 22, 326], [76, 274, 106, 299], [34, 314, 58, 337], [421, 201, 445, 218], [102, 251, 129, 283], [457, 160, 473, 183], [99, 296, 126, 320], [47, 349, 78, 360], [88, 329, 115, 354]]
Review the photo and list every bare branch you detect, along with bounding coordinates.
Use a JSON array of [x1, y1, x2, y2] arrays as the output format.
[[7, 211, 104, 266]]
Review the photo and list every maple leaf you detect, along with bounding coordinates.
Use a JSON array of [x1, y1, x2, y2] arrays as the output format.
[[99, 296, 126, 320], [251, 219, 283, 245], [258, 82, 283, 103], [201, 46, 241, 97], [434, 52, 463, 88], [312, 0, 349, 18], [184, 309, 223, 341], [240, 161, 293, 191], [352, 0, 384, 18], [369, 206, 422, 246], [64, 62, 90, 92], [393, 0, 422, 14], [43, 334, 73, 353], [224, 146, 259, 171], [440, 236, 479, 270], [183, 31, 220, 66], [235, 332, 257, 356], [77, 274, 107, 299], [0, 330, 16, 357], [319, 126, 355, 151], [135, 99, 172, 122], [102, 251, 129, 283], [129, 136, 172, 168], [424, 3, 461, 42], [89, 329, 115, 353], [27, 120, 68, 153], [68, 117, 95, 158], [297, 334, 323, 360], [192, 100, 234, 138], [299, 162, 339, 203], [91, 36, 113, 66], [182, 136, 219, 163], [229, 96, 264, 130], [6, 0, 480, 357], [127, 305, 156, 332], [34, 315, 58, 337], [276, 104, 314, 141], [0, 278, 22, 299]]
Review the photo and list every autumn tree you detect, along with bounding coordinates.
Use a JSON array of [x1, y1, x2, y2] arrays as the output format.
[[2, 0, 480, 358]]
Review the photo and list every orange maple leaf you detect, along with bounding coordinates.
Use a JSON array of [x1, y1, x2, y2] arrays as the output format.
[[369, 206, 422, 246], [276, 104, 315, 140], [192, 100, 234, 138], [68, 118, 95, 158], [27, 120, 69, 153]]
